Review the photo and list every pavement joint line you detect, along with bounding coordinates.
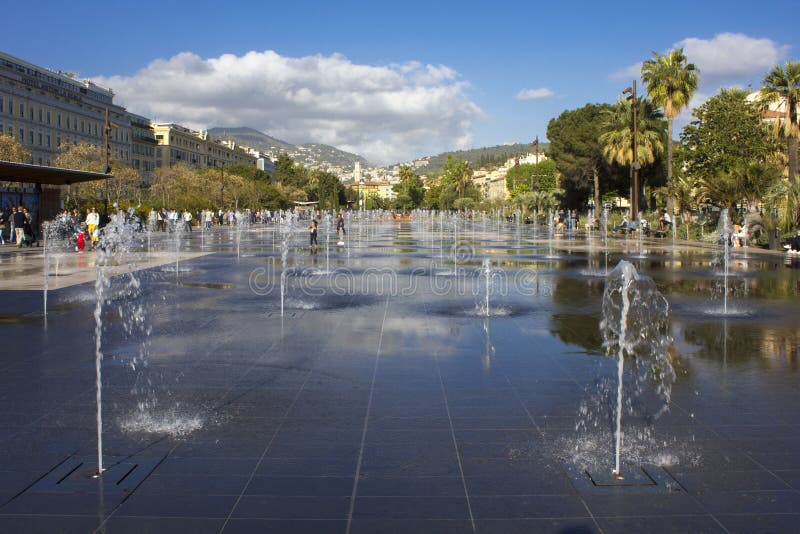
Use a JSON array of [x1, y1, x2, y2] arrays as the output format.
[[421, 297, 476, 532], [345, 295, 389, 534], [216, 299, 354, 533]]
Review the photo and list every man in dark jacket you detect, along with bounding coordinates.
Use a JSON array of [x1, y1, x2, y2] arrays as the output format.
[[12, 206, 26, 247]]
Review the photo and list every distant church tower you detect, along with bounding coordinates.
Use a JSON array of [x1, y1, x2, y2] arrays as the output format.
[[354, 161, 362, 182]]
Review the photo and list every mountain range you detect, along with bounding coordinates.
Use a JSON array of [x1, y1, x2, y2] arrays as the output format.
[[207, 127, 368, 170], [207, 126, 544, 174]]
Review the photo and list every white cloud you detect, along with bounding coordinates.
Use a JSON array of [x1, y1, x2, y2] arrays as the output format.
[[516, 88, 555, 101], [676, 33, 789, 82], [610, 33, 790, 138], [613, 33, 788, 86], [611, 62, 642, 81], [93, 50, 482, 165]]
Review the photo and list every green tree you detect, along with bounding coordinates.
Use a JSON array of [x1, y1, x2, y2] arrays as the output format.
[[642, 48, 699, 214], [438, 184, 458, 210], [759, 61, 800, 183], [275, 153, 308, 188], [681, 88, 778, 188], [765, 180, 800, 232], [441, 155, 473, 197], [600, 97, 666, 212], [423, 180, 443, 209], [505, 160, 558, 198], [547, 103, 613, 211], [0, 134, 31, 189], [53, 142, 141, 209], [600, 97, 665, 169], [393, 165, 425, 209], [453, 197, 475, 211], [0, 133, 30, 163]]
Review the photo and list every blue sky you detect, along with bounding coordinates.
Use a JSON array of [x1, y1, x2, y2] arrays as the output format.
[[5, 0, 798, 165]]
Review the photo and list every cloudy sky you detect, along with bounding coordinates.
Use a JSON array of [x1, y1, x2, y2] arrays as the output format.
[[5, 0, 798, 166]]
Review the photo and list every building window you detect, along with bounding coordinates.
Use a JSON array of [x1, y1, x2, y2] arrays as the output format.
[[19, 103, 24, 117], [38, 108, 43, 122], [46, 111, 51, 125], [0, 98, 3, 114], [46, 135, 51, 147], [29, 106, 33, 120], [7, 98, 12, 115], [29, 130, 34, 144], [38, 132, 42, 146], [57, 113, 62, 128], [19, 128, 24, 142], [66, 116, 70, 129], [56, 135, 61, 147]]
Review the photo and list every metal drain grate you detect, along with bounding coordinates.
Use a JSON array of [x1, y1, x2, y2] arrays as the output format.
[[30, 455, 164, 494], [265, 311, 305, 318], [565, 462, 684, 494]]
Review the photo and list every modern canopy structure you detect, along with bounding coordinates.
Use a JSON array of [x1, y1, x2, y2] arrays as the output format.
[[0, 160, 112, 224]]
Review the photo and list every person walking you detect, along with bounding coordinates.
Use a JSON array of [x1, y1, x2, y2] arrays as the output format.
[[13, 205, 26, 247], [22, 209, 36, 247], [9, 207, 17, 244], [336, 212, 346, 245], [0, 209, 6, 245], [336, 212, 346, 236], [86, 208, 99, 247], [309, 219, 318, 249]]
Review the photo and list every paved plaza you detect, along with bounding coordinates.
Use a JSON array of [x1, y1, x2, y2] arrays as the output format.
[[1, 220, 799, 533]]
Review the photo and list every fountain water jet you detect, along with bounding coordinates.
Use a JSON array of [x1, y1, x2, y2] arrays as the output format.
[[716, 208, 733, 315], [597, 260, 674, 476], [92, 211, 145, 475]]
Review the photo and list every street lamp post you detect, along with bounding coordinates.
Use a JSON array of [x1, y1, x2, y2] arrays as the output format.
[[623, 81, 639, 218], [103, 108, 117, 223], [219, 162, 225, 208], [531, 136, 539, 191]]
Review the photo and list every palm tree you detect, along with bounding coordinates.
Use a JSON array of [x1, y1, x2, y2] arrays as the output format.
[[759, 61, 800, 183], [641, 49, 699, 215], [600, 97, 665, 166], [599, 97, 666, 212]]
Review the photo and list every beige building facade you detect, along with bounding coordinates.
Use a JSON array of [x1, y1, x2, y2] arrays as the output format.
[[473, 169, 509, 200], [128, 112, 156, 177], [0, 51, 131, 167], [153, 123, 256, 169]]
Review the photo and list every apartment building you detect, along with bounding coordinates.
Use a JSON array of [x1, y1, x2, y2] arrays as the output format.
[[128, 112, 156, 176], [153, 123, 256, 169], [0, 51, 131, 167]]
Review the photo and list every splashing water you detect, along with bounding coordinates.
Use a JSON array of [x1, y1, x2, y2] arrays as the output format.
[[120, 401, 203, 437], [93, 210, 147, 474], [577, 260, 674, 475], [716, 208, 733, 315]]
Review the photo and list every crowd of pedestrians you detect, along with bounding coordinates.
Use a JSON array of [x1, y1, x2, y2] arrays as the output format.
[[1, 205, 38, 247], [2, 204, 355, 253]]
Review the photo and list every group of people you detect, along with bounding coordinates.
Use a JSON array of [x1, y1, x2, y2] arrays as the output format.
[[609, 209, 679, 237], [308, 211, 347, 248], [613, 214, 651, 236], [47, 207, 102, 252], [0, 206, 37, 247]]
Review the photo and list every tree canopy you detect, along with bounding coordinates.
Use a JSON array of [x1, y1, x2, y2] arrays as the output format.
[[681, 89, 777, 181], [547, 103, 614, 209]]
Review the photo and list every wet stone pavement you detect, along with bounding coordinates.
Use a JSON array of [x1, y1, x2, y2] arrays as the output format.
[[1, 220, 800, 533]]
